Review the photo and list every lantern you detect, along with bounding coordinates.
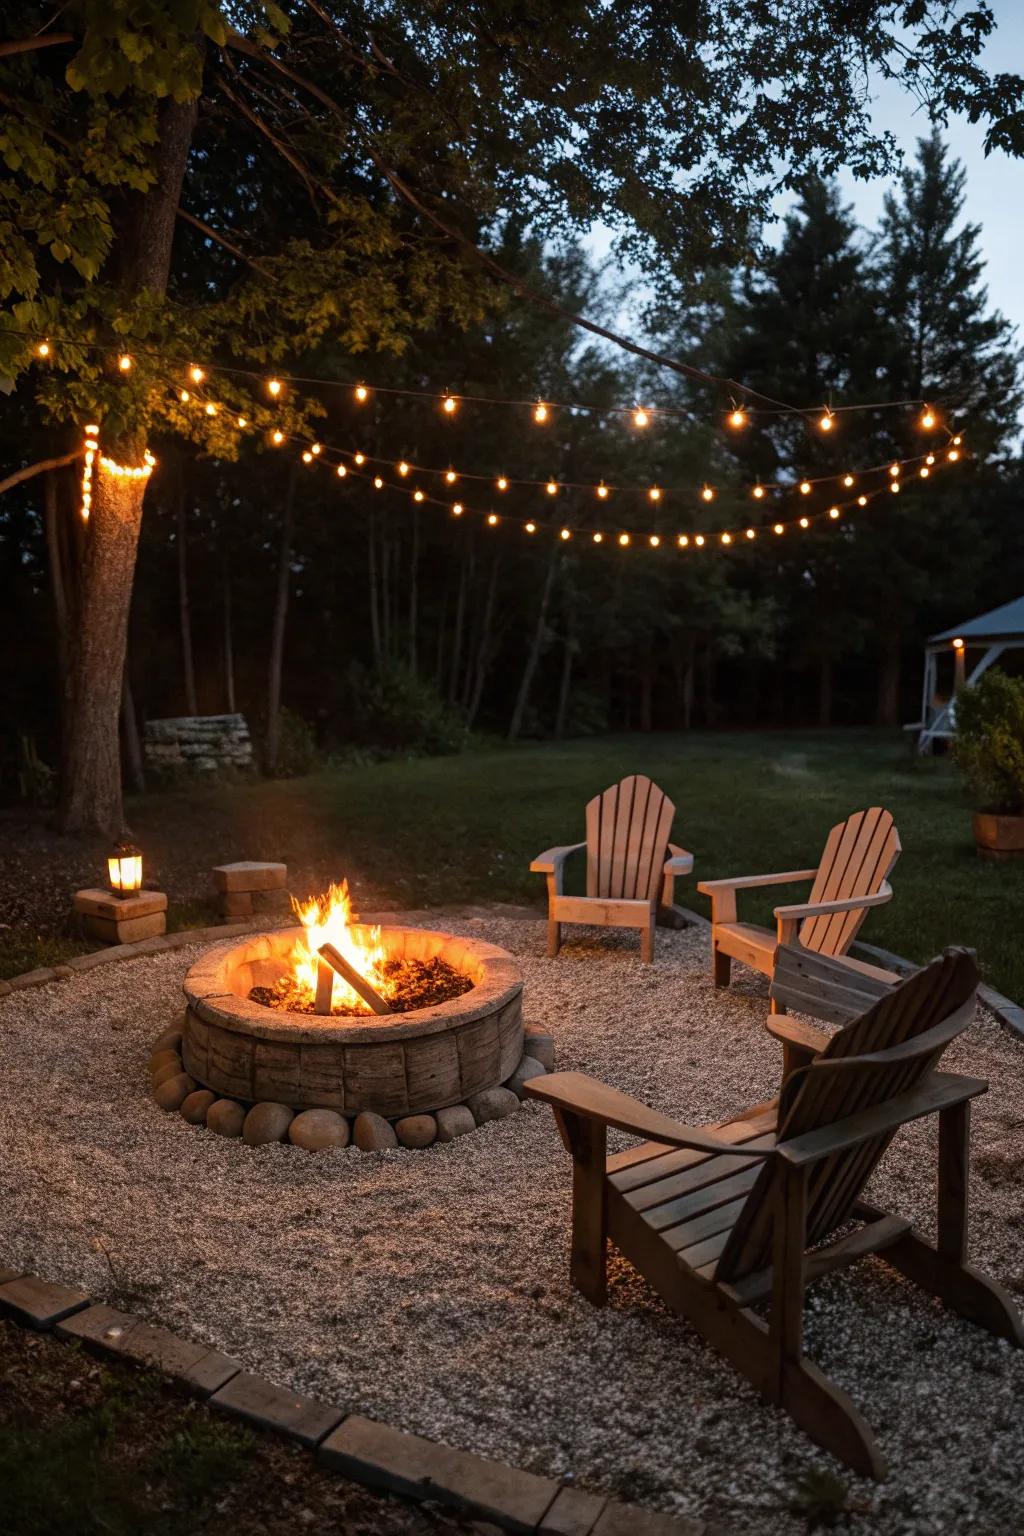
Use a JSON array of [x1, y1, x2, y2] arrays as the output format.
[[108, 841, 143, 896]]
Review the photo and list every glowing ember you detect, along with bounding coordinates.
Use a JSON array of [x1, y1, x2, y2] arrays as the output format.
[[249, 881, 473, 1017]]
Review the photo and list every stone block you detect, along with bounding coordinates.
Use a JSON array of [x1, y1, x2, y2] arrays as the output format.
[[219, 891, 254, 918], [0, 1273, 90, 1330], [540, 1486, 609, 1536], [251, 886, 292, 914], [72, 888, 168, 922], [319, 1416, 560, 1533], [213, 862, 287, 893], [80, 909, 167, 945], [210, 1371, 344, 1447], [7, 967, 57, 991]]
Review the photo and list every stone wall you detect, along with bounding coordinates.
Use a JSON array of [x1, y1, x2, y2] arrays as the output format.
[[143, 715, 253, 775]]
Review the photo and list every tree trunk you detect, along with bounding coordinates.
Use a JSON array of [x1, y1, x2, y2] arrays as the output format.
[[448, 532, 471, 703], [408, 504, 419, 674], [554, 631, 573, 740], [467, 551, 501, 727], [817, 654, 833, 728], [176, 462, 198, 715], [54, 90, 200, 834], [222, 556, 236, 713], [120, 674, 145, 794], [265, 463, 297, 775], [367, 509, 382, 667], [639, 648, 654, 732], [877, 630, 902, 726], [507, 547, 559, 741]]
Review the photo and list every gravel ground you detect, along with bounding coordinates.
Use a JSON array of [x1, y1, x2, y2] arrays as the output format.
[[1, 914, 1022, 1535]]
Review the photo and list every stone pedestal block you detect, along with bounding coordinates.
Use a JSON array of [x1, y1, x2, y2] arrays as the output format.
[[73, 888, 167, 945], [213, 861, 289, 921]]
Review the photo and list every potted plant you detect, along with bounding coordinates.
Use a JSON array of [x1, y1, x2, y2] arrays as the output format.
[[952, 668, 1024, 859]]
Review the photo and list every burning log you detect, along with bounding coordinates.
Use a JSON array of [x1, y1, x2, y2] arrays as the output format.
[[316, 942, 392, 1017]]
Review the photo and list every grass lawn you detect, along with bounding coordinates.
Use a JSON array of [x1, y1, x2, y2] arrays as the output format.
[[3, 729, 1022, 1000]]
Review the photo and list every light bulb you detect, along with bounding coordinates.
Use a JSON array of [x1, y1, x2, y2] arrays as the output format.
[[355, 384, 368, 402], [618, 532, 630, 546], [799, 480, 811, 496], [695, 533, 705, 547], [678, 534, 689, 548], [752, 484, 765, 500], [487, 513, 498, 525], [267, 378, 282, 397], [948, 448, 960, 462], [843, 474, 854, 487], [442, 394, 457, 414], [799, 516, 810, 528], [398, 461, 410, 476], [649, 534, 660, 547], [890, 462, 900, 477], [354, 453, 366, 465], [413, 488, 425, 501], [118, 354, 132, 371], [746, 528, 756, 539], [952, 636, 965, 651], [205, 402, 216, 416], [37, 340, 49, 357], [496, 477, 508, 491], [593, 532, 603, 543], [373, 476, 383, 489], [272, 428, 285, 444], [546, 480, 558, 495], [445, 469, 457, 484], [721, 532, 732, 545], [920, 406, 936, 429], [773, 522, 784, 535], [648, 486, 661, 502], [597, 483, 609, 499], [525, 520, 536, 533], [819, 410, 834, 432], [920, 466, 929, 478], [180, 390, 190, 403], [857, 495, 867, 506], [534, 402, 548, 423], [926, 453, 935, 465], [953, 435, 962, 446], [560, 527, 571, 540], [190, 365, 204, 384], [336, 464, 346, 478], [236, 415, 247, 428], [453, 502, 463, 515], [890, 480, 900, 493], [701, 485, 714, 502], [302, 450, 313, 463], [727, 407, 747, 429], [633, 406, 649, 428], [829, 506, 840, 519]]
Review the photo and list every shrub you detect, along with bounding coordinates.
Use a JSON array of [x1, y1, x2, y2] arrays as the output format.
[[353, 664, 467, 755], [268, 706, 319, 778], [952, 668, 1024, 815]]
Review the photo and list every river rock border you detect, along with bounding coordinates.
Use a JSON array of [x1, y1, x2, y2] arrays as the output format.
[[149, 1014, 554, 1151]]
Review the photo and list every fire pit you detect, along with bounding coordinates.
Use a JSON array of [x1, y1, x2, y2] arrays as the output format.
[[180, 896, 524, 1119]]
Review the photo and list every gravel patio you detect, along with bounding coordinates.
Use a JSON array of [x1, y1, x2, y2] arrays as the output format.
[[1, 912, 1022, 1535]]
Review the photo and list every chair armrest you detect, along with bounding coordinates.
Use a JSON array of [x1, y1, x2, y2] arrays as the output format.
[[524, 1071, 772, 1159], [697, 870, 817, 895], [530, 842, 585, 875], [765, 1015, 831, 1055], [663, 843, 694, 875], [774, 881, 893, 923], [778, 1072, 988, 1167]]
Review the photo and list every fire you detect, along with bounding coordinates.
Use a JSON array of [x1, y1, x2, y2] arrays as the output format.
[[289, 880, 387, 1013]]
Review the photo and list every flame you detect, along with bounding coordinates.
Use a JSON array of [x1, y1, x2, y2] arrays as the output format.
[[289, 880, 387, 1013]]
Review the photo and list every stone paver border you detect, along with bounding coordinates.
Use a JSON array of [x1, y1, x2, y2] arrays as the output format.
[[0, 1268, 714, 1536]]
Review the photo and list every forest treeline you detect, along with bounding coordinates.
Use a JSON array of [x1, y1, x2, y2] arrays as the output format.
[[3, 133, 1023, 787]]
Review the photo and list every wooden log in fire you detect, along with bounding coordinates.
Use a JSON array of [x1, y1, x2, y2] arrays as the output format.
[[315, 942, 393, 1016]]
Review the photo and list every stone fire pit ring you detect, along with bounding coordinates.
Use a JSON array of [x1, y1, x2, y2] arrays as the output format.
[[168, 926, 537, 1148]]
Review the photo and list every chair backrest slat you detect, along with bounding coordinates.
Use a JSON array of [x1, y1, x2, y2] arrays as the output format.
[[800, 807, 901, 957], [585, 775, 676, 901], [715, 948, 977, 1282]]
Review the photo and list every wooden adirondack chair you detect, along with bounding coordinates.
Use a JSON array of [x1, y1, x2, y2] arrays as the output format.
[[525, 949, 1023, 1476], [531, 774, 693, 962], [697, 807, 901, 1001]]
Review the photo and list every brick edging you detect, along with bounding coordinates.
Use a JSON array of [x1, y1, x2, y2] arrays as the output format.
[[852, 938, 1024, 1043], [0, 1269, 710, 1536]]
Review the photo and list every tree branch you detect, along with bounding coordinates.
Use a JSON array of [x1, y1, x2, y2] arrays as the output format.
[[0, 32, 74, 59], [175, 206, 272, 275], [0, 449, 81, 498]]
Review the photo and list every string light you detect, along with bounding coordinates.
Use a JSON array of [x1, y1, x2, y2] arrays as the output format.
[[533, 402, 548, 423], [727, 407, 748, 429], [373, 476, 384, 489], [561, 527, 571, 540], [546, 480, 558, 496], [525, 520, 536, 533], [648, 486, 661, 502], [190, 365, 204, 384], [397, 461, 410, 476], [445, 469, 457, 484], [487, 513, 499, 525], [948, 448, 960, 462], [752, 484, 765, 500], [442, 393, 457, 414], [267, 378, 282, 397], [799, 480, 811, 495], [721, 532, 732, 545], [702, 485, 714, 502], [593, 532, 603, 543], [857, 495, 867, 506], [79, 425, 98, 521], [890, 479, 900, 493], [889, 462, 900, 477], [695, 534, 705, 547], [302, 450, 313, 463], [952, 435, 962, 446], [452, 502, 463, 515], [920, 406, 936, 429], [236, 415, 247, 428], [919, 466, 929, 478], [100, 449, 154, 480], [926, 453, 935, 465], [678, 534, 689, 548], [597, 483, 609, 499], [354, 452, 366, 465], [773, 523, 784, 535], [413, 488, 425, 501], [818, 409, 834, 432], [633, 406, 649, 428], [118, 354, 132, 372], [745, 528, 756, 540], [309, 442, 320, 455], [842, 474, 854, 487], [649, 534, 660, 547], [618, 532, 630, 547], [179, 389, 190, 403], [496, 476, 508, 491], [355, 384, 368, 402], [336, 463, 346, 478], [799, 516, 810, 528], [37, 340, 49, 357], [829, 506, 840, 519], [272, 430, 284, 444], [205, 402, 216, 416]]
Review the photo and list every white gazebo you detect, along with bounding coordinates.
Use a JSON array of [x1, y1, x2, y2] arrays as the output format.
[[912, 594, 1024, 753]]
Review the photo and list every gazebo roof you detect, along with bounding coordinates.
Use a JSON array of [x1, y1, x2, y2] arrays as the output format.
[[929, 595, 1024, 646]]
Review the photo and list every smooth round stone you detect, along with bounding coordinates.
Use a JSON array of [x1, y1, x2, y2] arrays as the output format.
[[353, 1111, 398, 1151], [243, 1101, 295, 1146], [288, 1109, 350, 1151], [207, 1098, 245, 1137], [435, 1104, 476, 1143], [151, 1058, 184, 1088], [153, 1072, 196, 1111], [466, 1086, 520, 1126], [395, 1114, 437, 1149], [504, 1055, 547, 1100], [180, 1089, 216, 1125], [150, 1024, 184, 1055], [148, 1048, 182, 1074], [523, 1026, 555, 1071]]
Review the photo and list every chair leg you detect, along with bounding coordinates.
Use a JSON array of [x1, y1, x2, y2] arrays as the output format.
[[547, 920, 562, 958], [779, 1357, 887, 1480], [556, 1110, 607, 1306], [713, 944, 731, 988], [640, 915, 655, 963]]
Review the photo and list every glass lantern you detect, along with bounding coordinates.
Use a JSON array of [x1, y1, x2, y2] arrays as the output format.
[[107, 841, 143, 897]]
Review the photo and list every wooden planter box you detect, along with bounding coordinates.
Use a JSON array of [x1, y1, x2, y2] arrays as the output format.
[[972, 811, 1024, 861]]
